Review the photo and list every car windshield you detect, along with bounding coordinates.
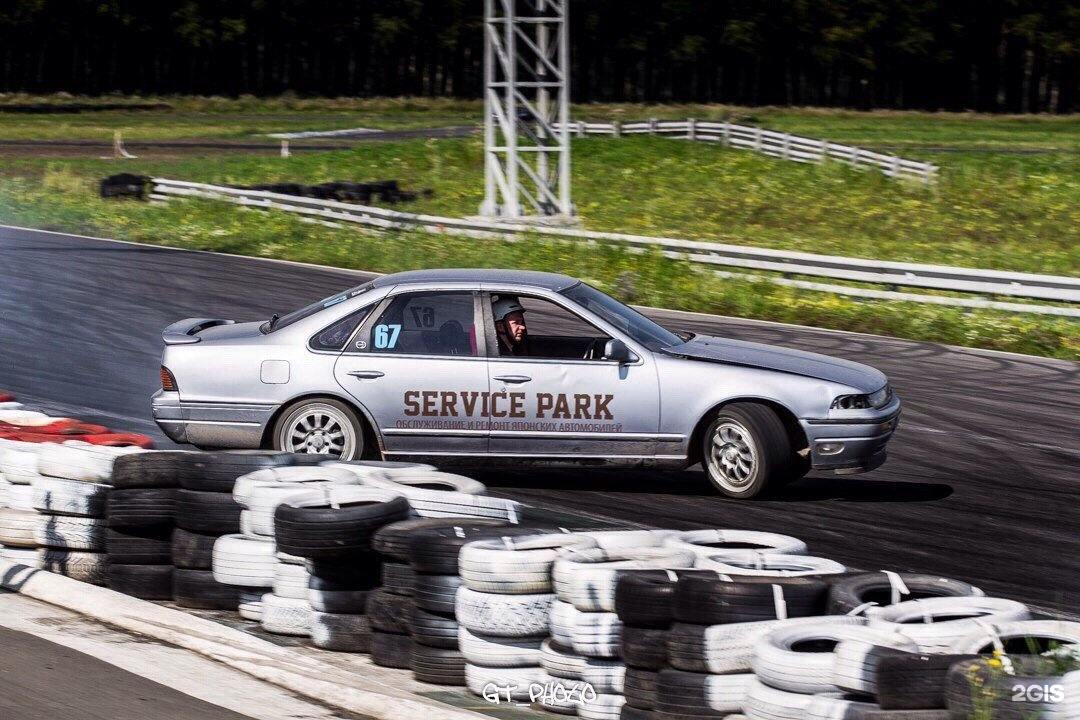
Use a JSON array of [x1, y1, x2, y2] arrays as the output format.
[[560, 283, 684, 352], [263, 281, 374, 333]]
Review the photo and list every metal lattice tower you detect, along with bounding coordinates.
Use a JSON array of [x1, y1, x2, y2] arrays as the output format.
[[481, 0, 571, 218]]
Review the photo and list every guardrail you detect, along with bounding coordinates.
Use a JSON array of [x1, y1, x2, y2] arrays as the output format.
[[554, 119, 939, 184], [150, 178, 1079, 317]]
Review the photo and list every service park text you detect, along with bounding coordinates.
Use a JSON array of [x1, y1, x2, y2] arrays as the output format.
[[403, 390, 615, 420]]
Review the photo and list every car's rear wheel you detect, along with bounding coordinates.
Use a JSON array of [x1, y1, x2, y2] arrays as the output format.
[[273, 398, 364, 460], [702, 403, 793, 499]]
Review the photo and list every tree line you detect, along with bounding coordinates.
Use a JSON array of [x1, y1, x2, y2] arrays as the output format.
[[1, 0, 1076, 113]]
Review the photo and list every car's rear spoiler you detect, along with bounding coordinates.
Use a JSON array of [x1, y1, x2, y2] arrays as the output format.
[[162, 318, 235, 345]]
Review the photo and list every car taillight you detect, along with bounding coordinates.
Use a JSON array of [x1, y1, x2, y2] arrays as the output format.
[[161, 366, 178, 392]]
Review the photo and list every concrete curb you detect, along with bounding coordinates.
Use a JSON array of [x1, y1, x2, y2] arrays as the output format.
[[0, 560, 486, 720]]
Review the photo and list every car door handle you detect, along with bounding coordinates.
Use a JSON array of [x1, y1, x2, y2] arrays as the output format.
[[493, 375, 531, 384], [347, 370, 385, 380]]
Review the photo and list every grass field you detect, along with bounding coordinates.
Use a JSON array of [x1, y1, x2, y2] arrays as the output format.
[[0, 96, 1077, 358]]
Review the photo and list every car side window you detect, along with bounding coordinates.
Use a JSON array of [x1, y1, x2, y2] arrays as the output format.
[[367, 292, 479, 357], [310, 307, 372, 351], [494, 295, 612, 360]]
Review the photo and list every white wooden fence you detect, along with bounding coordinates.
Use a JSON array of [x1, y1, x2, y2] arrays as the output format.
[[150, 179, 1079, 317], [554, 119, 939, 183]]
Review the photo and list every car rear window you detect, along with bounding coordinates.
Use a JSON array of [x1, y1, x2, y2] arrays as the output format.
[[264, 282, 374, 333]]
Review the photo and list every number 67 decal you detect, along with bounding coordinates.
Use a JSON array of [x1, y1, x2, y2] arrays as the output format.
[[374, 324, 401, 349]]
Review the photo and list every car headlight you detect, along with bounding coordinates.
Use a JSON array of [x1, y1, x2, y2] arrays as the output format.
[[831, 384, 891, 410]]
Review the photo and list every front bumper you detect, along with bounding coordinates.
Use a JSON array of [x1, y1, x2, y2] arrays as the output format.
[[800, 396, 901, 475]]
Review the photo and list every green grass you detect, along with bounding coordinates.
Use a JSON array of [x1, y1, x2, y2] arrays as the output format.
[[0, 99, 1077, 359], [0, 95, 479, 140], [3, 94, 1078, 150]]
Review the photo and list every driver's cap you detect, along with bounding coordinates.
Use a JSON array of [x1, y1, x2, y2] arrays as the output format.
[[492, 296, 525, 322]]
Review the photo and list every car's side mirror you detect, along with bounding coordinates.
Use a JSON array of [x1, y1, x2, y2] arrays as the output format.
[[603, 338, 635, 364]]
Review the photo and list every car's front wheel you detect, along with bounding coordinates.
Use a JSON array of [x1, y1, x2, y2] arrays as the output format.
[[273, 398, 364, 460], [702, 403, 793, 499]]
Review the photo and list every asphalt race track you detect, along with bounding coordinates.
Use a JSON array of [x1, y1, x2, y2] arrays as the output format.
[[1, 225, 1077, 614]]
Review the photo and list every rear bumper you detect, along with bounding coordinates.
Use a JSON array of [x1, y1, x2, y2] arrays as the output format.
[[801, 403, 901, 475], [151, 391, 273, 449], [151, 390, 189, 443]]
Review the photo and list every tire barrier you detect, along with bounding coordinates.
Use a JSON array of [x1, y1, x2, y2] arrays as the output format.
[[4, 422, 1073, 720], [826, 572, 985, 615], [695, 552, 847, 578], [865, 597, 1031, 653], [551, 546, 696, 612], [662, 530, 808, 558]]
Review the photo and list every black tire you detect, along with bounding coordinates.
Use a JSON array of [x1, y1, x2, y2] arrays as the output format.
[[656, 669, 729, 719], [371, 631, 414, 669], [621, 708, 658, 720], [666, 623, 710, 673], [176, 450, 324, 493], [673, 575, 829, 624], [367, 588, 415, 634], [410, 606, 460, 649], [271, 398, 367, 461], [622, 626, 670, 670], [172, 568, 242, 610], [306, 556, 384, 587], [106, 527, 172, 565], [701, 402, 794, 499], [625, 668, 661, 710], [411, 644, 466, 685], [311, 612, 372, 653], [171, 527, 218, 570], [107, 564, 174, 600], [106, 489, 177, 529], [111, 452, 187, 489], [827, 573, 985, 615], [372, 518, 508, 562], [382, 561, 416, 596], [615, 570, 710, 628], [413, 573, 463, 615], [308, 570, 377, 614], [406, 524, 543, 574], [274, 495, 411, 560], [175, 490, 242, 535], [876, 653, 982, 710]]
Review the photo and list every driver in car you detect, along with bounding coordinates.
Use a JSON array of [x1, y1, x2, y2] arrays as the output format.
[[493, 296, 531, 356]]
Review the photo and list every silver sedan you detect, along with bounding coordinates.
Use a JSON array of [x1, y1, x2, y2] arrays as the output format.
[[152, 269, 900, 497]]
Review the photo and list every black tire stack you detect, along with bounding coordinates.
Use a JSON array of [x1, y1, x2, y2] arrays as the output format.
[[172, 452, 309, 610], [667, 574, 835, 720], [615, 572, 691, 720], [400, 520, 529, 685], [105, 452, 184, 599], [273, 487, 411, 656]]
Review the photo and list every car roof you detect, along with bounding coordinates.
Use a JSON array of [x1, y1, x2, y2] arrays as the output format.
[[371, 268, 579, 291]]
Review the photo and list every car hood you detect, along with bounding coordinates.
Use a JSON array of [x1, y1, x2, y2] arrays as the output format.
[[660, 335, 887, 392]]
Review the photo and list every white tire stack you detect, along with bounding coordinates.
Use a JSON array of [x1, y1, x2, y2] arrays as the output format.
[[333, 463, 521, 522], [0, 440, 44, 564], [865, 597, 1031, 653], [29, 442, 137, 584], [549, 545, 696, 714], [230, 465, 358, 635], [457, 533, 596, 700]]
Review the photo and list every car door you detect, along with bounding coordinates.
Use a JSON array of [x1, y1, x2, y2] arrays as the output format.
[[333, 289, 490, 457], [483, 291, 660, 459]]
